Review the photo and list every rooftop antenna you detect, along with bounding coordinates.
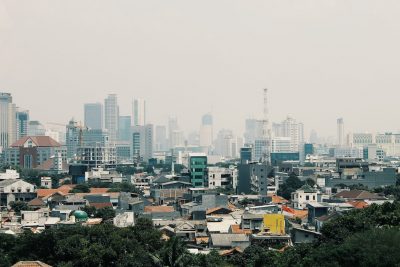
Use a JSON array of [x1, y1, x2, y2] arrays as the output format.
[[262, 88, 271, 164]]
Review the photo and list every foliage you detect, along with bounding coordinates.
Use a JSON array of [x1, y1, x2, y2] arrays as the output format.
[[277, 173, 304, 200], [9, 201, 30, 214], [70, 183, 90, 193], [107, 182, 142, 194], [95, 207, 116, 222]]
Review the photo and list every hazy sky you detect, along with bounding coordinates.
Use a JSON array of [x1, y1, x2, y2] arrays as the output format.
[[1, 0, 400, 139]]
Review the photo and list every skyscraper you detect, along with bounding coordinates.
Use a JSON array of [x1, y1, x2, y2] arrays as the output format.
[[118, 116, 131, 142], [0, 93, 16, 150], [337, 118, 344, 147], [133, 98, 146, 126], [104, 94, 119, 142], [84, 103, 103, 130], [168, 117, 179, 149], [199, 113, 213, 150], [16, 109, 29, 140], [273, 115, 304, 152], [155, 125, 167, 151], [131, 124, 153, 162]]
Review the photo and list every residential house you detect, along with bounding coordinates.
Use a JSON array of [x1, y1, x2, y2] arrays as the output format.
[[0, 179, 36, 208]]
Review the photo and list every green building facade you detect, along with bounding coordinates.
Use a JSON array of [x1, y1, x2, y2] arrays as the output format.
[[189, 154, 207, 187]]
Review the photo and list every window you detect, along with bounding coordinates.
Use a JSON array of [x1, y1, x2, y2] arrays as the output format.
[[306, 196, 309, 200], [313, 196, 315, 200]]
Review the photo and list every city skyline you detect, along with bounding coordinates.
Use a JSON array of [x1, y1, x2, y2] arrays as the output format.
[[2, 1, 400, 137]]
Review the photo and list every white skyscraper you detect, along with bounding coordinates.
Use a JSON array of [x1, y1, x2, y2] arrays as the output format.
[[0, 93, 16, 151], [273, 115, 304, 152], [104, 94, 119, 142], [337, 118, 344, 147], [131, 124, 153, 162], [133, 98, 146, 126]]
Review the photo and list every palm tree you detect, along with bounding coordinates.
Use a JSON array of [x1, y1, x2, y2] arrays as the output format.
[[151, 237, 190, 267]]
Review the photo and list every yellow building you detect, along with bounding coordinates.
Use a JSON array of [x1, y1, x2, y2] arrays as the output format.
[[263, 214, 285, 235]]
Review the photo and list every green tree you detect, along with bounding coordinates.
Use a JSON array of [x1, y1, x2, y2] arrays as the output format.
[[152, 237, 190, 267], [95, 207, 116, 222], [9, 201, 30, 214], [70, 183, 90, 193], [278, 173, 304, 200]]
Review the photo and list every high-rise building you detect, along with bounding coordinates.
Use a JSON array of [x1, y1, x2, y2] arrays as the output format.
[[27, 121, 46, 136], [66, 118, 81, 160], [168, 117, 179, 149], [199, 113, 213, 150], [0, 93, 16, 150], [273, 115, 304, 152], [170, 130, 185, 148], [155, 125, 167, 151], [133, 98, 146, 126], [84, 103, 103, 130], [244, 118, 264, 145], [188, 153, 207, 187], [104, 94, 119, 142], [337, 118, 344, 147], [118, 116, 131, 142], [16, 109, 29, 140], [131, 124, 153, 162]]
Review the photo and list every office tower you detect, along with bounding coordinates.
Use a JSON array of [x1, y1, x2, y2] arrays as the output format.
[[273, 115, 304, 152], [0, 93, 16, 150], [27, 121, 46, 136], [118, 116, 131, 142], [16, 109, 29, 140], [104, 94, 119, 142], [240, 147, 253, 163], [199, 113, 213, 149], [244, 118, 264, 145], [66, 118, 81, 160], [84, 103, 103, 130], [188, 153, 207, 187], [168, 117, 179, 148], [170, 130, 185, 148], [309, 129, 318, 144], [337, 118, 344, 147], [131, 124, 153, 162], [155, 125, 167, 151], [133, 98, 146, 126]]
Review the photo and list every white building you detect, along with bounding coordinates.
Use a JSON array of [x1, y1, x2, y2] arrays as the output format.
[[334, 147, 363, 158], [207, 167, 234, 189], [0, 93, 16, 151], [0, 179, 36, 207], [41, 177, 52, 189], [131, 124, 154, 162], [0, 169, 20, 181], [273, 116, 304, 152], [271, 137, 292, 153], [347, 132, 400, 157], [291, 185, 322, 210], [132, 98, 146, 126], [104, 94, 119, 143], [337, 118, 344, 147]]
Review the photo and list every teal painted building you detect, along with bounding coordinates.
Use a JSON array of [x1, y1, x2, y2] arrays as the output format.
[[189, 153, 207, 187]]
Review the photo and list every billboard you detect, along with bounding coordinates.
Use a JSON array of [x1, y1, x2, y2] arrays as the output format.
[[263, 214, 285, 235]]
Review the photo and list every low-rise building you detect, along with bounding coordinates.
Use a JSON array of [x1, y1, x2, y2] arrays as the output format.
[[291, 185, 323, 210], [0, 179, 36, 208]]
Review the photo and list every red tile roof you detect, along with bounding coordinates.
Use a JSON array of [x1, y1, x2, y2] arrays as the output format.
[[347, 200, 369, 209], [144, 206, 174, 213], [11, 136, 61, 147], [90, 188, 110, 194], [230, 225, 252, 235], [37, 185, 74, 198]]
